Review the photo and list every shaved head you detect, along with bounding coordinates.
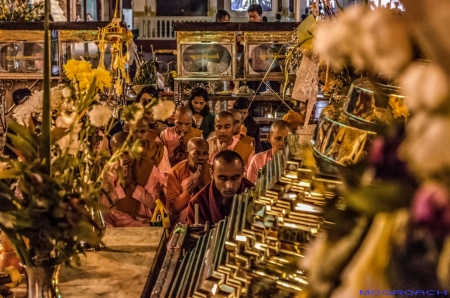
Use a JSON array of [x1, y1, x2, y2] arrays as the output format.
[[229, 109, 243, 123], [269, 120, 291, 154], [187, 137, 209, 151], [175, 106, 193, 119], [187, 137, 209, 171], [174, 106, 193, 134], [270, 120, 292, 134], [215, 111, 235, 124], [110, 131, 130, 152]]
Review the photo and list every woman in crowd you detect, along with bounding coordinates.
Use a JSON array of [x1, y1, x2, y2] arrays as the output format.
[[136, 86, 168, 135], [233, 97, 263, 153], [188, 87, 215, 139]]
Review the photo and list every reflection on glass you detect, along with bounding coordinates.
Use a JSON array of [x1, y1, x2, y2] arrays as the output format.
[[61, 42, 112, 70], [248, 43, 286, 75], [0, 42, 45, 73], [181, 44, 232, 76]]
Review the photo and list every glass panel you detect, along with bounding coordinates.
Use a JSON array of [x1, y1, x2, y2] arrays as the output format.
[[180, 44, 232, 77], [0, 42, 45, 74], [61, 41, 112, 70]]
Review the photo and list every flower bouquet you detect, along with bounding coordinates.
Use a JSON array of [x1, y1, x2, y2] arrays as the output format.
[[0, 0, 44, 22], [0, 59, 145, 297]]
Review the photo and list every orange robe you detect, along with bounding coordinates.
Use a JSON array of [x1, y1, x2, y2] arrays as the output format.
[[247, 149, 272, 184], [101, 163, 164, 227], [160, 127, 182, 167], [208, 136, 254, 171], [165, 160, 210, 225]]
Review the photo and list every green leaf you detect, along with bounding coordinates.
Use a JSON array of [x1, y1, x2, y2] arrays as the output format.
[[7, 133, 37, 161], [8, 122, 39, 147], [344, 181, 415, 217]]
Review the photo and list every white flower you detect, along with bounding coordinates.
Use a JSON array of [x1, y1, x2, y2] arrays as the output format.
[[401, 62, 450, 112], [400, 114, 450, 177], [151, 100, 175, 121], [56, 134, 81, 155], [87, 105, 112, 127], [12, 90, 43, 126], [314, 6, 412, 77]]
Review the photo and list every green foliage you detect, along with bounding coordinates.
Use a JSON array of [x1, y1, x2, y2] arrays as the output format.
[[133, 60, 157, 86]]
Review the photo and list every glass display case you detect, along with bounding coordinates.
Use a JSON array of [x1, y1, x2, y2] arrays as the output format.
[[59, 30, 112, 73], [244, 31, 299, 79], [0, 30, 58, 78], [177, 31, 236, 79]]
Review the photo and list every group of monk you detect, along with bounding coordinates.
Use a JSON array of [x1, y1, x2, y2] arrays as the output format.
[[101, 99, 293, 228]]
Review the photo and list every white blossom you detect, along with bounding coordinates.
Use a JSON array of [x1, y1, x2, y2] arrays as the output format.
[[314, 6, 412, 77], [12, 90, 43, 126], [56, 134, 81, 155], [87, 105, 112, 127], [401, 62, 450, 112], [400, 114, 450, 177], [151, 100, 175, 121]]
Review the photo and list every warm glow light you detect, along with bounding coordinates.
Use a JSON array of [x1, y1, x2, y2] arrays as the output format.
[[295, 203, 316, 212], [235, 235, 247, 242], [212, 283, 218, 295]]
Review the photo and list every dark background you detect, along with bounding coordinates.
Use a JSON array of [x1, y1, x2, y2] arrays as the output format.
[[156, 0, 208, 16]]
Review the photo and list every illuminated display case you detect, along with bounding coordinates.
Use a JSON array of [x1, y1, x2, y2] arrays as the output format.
[[177, 31, 236, 79], [0, 30, 58, 78], [244, 31, 298, 79], [59, 30, 112, 72]]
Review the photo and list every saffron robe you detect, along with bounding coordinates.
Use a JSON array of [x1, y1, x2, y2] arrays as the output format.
[[207, 136, 254, 170], [165, 160, 211, 225], [247, 149, 273, 183], [160, 127, 203, 167], [186, 178, 254, 225]]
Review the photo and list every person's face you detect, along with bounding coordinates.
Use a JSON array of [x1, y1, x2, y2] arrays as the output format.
[[212, 159, 244, 200], [238, 109, 249, 120], [131, 122, 149, 141], [215, 117, 234, 143], [174, 113, 192, 135], [112, 145, 135, 167], [231, 113, 243, 135], [219, 15, 230, 23], [269, 127, 290, 154], [248, 11, 262, 22], [120, 151, 134, 167], [187, 143, 209, 171], [191, 96, 206, 114]]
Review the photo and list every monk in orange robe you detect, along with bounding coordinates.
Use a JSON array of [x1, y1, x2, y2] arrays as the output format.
[[160, 107, 202, 167], [207, 109, 254, 147], [207, 111, 254, 171], [247, 120, 291, 183], [101, 131, 165, 227], [165, 137, 211, 225], [186, 150, 253, 225]]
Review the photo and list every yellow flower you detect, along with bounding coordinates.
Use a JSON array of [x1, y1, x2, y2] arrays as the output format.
[[170, 70, 177, 78], [63, 60, 92, 82], [93, 68, 112, 90]]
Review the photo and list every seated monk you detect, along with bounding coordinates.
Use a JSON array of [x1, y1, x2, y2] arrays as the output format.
[[130, 117, 171, 175], [207, 109, 254, 147], [207, 111, 254, 171], [160, 107, 202, 167], [165, 137, 211, 225], [101, 131, 165, 227], [186, 150, 253, 225], [247, 120, 291, 183]]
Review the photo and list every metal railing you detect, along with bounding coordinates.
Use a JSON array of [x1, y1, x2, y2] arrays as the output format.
[[135, 16, 212, 40]]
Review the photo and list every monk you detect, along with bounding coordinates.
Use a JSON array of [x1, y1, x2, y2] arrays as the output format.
[[206, 109, 254, 146], [102, 131, 165, 227], [186, 150, 254, 225], [207, 111, 254, 170], [165, 137, 211, 225], [160, 107, 202, 167], [130, 117, 171, 175], [247, 120, 291, 183]]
